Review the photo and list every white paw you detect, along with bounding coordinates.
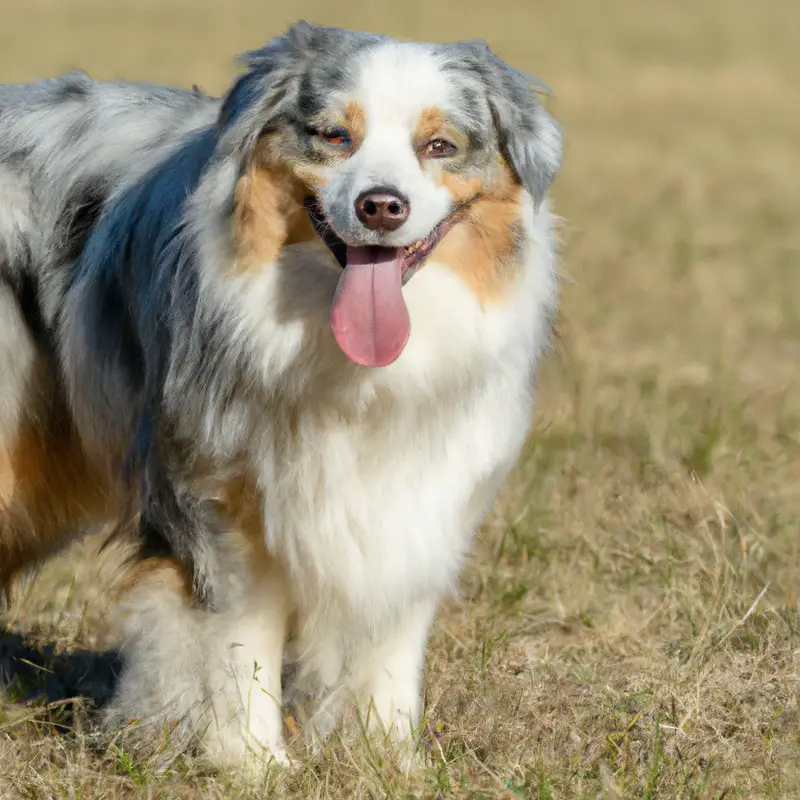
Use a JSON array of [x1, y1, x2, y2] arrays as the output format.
[[363, 703, 427, 773], [243, 743, 293, 775], [206, 723, 291, 775], [393, 735, 429, 775]]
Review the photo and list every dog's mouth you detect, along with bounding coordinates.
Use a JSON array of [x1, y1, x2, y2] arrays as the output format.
[[303, 197, 463, 280], [303, 196, 476, 368]]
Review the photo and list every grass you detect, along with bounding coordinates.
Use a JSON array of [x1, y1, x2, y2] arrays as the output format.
[[1, 0, 799, 796]]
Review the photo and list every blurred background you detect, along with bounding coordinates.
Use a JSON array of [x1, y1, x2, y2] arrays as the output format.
[[1, 1, 799, 797]]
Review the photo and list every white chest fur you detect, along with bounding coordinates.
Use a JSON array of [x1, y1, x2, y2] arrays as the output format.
[[116, 201, 559, 764], [260, 356, 530, 623], [241, 203, 558, 637]]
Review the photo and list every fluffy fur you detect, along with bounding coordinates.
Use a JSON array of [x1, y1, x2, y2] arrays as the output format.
[[0, 23, 562, 770]]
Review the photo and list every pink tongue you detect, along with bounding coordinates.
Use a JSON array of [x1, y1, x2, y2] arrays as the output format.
[[330, 246, 410, 367]]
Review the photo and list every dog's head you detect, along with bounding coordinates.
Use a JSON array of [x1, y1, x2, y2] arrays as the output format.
[[220, 22, 562, 367]]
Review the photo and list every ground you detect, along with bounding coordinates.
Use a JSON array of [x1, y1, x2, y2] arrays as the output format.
[[1, 0, 799, 797]]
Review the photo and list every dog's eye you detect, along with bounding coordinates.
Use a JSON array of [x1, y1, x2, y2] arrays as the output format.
[[424, 139, 457, 158], [318, 128, 351, 147]]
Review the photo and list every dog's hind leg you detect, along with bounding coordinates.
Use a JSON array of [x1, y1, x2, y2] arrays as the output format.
[[0, 279, 46, 600], [0, 404, 113, 603], [0, 283, 111, 603]]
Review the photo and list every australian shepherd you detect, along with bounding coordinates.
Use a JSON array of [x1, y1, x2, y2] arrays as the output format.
[[0, 22, 562, 770]]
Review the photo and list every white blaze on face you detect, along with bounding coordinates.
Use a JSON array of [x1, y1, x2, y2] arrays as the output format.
[[322, 43, 468, 369], [321, 43, 454, 248]]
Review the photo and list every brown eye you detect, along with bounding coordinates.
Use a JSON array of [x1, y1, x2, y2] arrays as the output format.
[[424, 138, 457, 158]]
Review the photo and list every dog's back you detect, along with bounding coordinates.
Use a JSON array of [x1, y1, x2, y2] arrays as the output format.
[[0, 72, 217, 598], [0, 71, 217, 281]]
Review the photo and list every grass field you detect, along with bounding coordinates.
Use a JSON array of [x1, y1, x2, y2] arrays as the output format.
[[1, 0, 799, 797]]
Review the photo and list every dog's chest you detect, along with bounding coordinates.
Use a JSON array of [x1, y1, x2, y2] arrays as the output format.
[[257, 372, 531, 619]]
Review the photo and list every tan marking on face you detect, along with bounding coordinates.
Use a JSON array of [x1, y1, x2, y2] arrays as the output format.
[[414, 107, 470, 157], [292, 165, 327, 193], [232, 159, 318, 274], [341, 100, 366, 149], [432, 161, 524, 305], [415, 107, 445, 149], [436, 173, 484, 207], [256, 127, 330, 192]]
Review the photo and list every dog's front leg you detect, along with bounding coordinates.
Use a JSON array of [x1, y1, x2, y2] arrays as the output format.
[[210, 549, 292, 772], [353, 597, 438, 769]]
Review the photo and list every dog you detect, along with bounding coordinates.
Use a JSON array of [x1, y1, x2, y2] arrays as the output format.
[[0, 22, 562, 769]]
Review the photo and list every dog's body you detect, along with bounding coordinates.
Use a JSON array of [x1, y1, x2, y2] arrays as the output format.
[[0, 24, 561, 768]]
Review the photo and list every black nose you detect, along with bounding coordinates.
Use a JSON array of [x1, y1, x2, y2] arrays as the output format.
[[355, 189, 410, 232]]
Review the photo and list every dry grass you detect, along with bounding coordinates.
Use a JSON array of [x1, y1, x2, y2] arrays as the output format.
[[2, 0, 799, 797]]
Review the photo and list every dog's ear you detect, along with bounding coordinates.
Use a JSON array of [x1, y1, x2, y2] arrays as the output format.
[[218, 33, 299, 138], [219, 22, 384, 157], [449, 40, 563, 206], [218, 21, 335, 148]]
